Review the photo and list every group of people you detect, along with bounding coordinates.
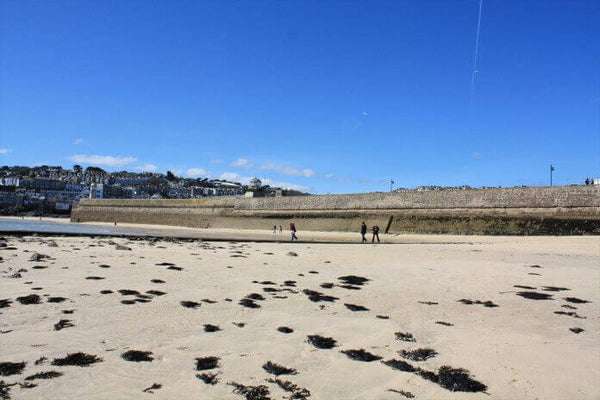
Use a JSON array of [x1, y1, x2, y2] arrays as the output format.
[[273, 221, 380, 243], [360, 221, 380, 243], [273, 223, 298, 241]]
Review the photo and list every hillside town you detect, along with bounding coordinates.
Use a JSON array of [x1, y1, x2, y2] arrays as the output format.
[[0, 165, 304, 215]]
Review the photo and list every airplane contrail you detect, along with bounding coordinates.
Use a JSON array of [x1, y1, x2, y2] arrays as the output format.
[[470, 0, 484, 100]]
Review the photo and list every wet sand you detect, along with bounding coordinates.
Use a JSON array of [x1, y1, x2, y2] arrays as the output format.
[[0, 234, 598, 399]]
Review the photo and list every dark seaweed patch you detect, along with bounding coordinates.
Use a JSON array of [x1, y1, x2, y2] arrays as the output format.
[[146, 290, 166, 296], [204, 324, 221, 332], [344, 303, 369, 312], [98, 264, 111, 268], [542, 286, 570, 292], [319, 283, 334, 289], [51, 352, 102, 367], [54, 319, 74, 331], [167, 266, 183, 271], [340, 349, 382, 362], [0, 299, 12, 309], [277, 327, 293, 334], [262, 361, 297, 376], [47, 297, 67, 303], [62, 309, 75, 314], [528, 272, 541, 276], [339, 284, 361, 290], [563, 297, 590, 304], [387, 389, 414, 398], [308, 271, 319, 274], [85, 276, 104, 280], [458, 299, 498, 307], [437, 366, 487, 392], [554, 311, 585, 319], [32, 266, 47, 270], [282, 281, 296, 287], [239, 298, 260, 309], [122, 350, 154, 362], [180, 301, 201, 309], [263, 287, 279, 293], [151, 279, 165, 284], [306, 335, 336, 349], [0, 381, 14, 399], [562, 304, 577, 309], [233, 322, 246, 328], [259, 281, 276, 285], [266, 378, 310, 399], [395, 332, 416, 342], [197, 372, 219, 385], [121, 300, 136, 305], [0, 362, 25, 376], [155, 262, 175, 266], [418, 301, 438, 305], [399, 348, 438, 362], [195, 356, 220, 371], [142, 383, 162, 393], [24, 371, 63, 380], [570, 327, 584, 334], [302, 289, 338, 303], [382, 359, 417, 372], [528, 265, 542, 268], [435, 321, 454, 327], [118, 289, 141, 296], [246, 293, 265, 301], [338, 275, 370, 286], [16, 294, 41, 305], [513, 285, 536, 289], [229, 382, 271, 400], [516, 291, 553, 300], [201, 298, 217, 304], [376, 315, 389, 319]]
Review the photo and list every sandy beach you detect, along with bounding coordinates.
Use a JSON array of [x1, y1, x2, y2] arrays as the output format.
[[0, 233, 598, 399]]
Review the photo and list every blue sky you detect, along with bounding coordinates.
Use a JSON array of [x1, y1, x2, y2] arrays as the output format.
[[1, 0, 598, 193]]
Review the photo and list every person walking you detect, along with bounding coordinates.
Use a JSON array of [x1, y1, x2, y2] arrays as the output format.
[[372, 225, 380, 243], [290, 222, 298, 241], [272, 225, 277, 234], [360, 222, 367, 243]]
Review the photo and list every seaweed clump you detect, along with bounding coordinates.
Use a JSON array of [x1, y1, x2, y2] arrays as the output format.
[[24, 371, 63, 380], [262, 361, 297, 376], [229, 382, 271, 400], [399, 348, 438, 362], [306, 335, 336, 349], [122, 350, 154, 362], [337, 275, 370, 286], [180, 301, 201, 309], [197, 372, 219, 385], [204, 324, 221, 332], [51, 353, 102, 367], [302, 289, 338, 303], [277, 326, 293, 334], [16, 294, 41, 305], [340, 349, 382, 362], [0, 362, 26, 376], [516, 292, 553, 300], [436, 366, 487, 392], [395, 332, 416, 342], [267, 378, 310, 399], [54, 319, 74, 331], [344, 303, 369, 312], [195, 356, 220, 371]]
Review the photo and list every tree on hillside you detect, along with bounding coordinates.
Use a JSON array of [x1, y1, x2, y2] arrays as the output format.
[[166, 170, 177, 182], [73, 165, 82, 173], [86, 166, 106, 174]]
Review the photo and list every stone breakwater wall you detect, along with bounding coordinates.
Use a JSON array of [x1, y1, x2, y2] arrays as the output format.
[[71, 186, 600, 235]]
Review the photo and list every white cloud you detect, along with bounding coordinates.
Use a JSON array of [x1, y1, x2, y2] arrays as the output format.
[[73, 138, 84, 145], [134, 164, 158, 172], [0, 148, 11, 154], [472, 152, 481, 159], [210, 158, 225, 164], [69, 154, 137, 166], [230, 158, 253, 168], [186, 168, 210, 178], [218, 172, 249, 184], [260, 163, 315, 178]]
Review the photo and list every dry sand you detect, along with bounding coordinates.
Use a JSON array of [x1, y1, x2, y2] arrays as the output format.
[[0, 233, 598, 399]]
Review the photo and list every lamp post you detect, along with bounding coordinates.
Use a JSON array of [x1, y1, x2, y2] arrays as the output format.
[[390, 179, 394, 192], [550, 165, 555, 187]]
